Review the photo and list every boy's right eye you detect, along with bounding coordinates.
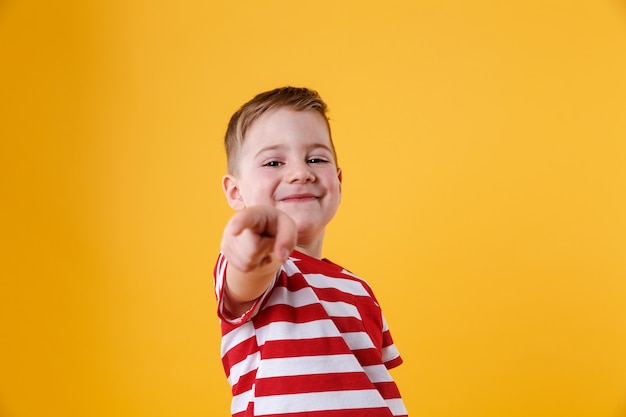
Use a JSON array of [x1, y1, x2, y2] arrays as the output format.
[[263, 161, 282, 167]]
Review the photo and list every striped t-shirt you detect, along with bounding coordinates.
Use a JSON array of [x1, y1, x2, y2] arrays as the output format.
[[214, 250, 408, 417]]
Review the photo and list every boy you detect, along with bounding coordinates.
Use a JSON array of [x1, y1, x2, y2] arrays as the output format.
[[214, 86, 408, 417]]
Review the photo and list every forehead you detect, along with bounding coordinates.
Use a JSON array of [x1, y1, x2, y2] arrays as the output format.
[[242, 108, 331, 150]]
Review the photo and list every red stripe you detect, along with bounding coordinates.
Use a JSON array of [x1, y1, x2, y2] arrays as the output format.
[[273, 273, 310, 290], [261, 337, 352, 359], [231, 369, 257, 395], [373, 381, 403, 400], [221, 335, 257, 375], [351, 347, 384, 367], [255, 372, 375, 396], [253, 303, 330, 327], [260, 408, 397, 417], [384, 355, 403, 370], [382, 329, 395, 348]]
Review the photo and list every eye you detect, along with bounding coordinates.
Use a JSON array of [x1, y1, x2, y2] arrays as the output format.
[[263, 160, 282, 167], [308, 157, 330, 164]]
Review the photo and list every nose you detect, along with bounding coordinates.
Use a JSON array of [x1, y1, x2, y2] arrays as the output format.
[[286, 161, 315, 183]]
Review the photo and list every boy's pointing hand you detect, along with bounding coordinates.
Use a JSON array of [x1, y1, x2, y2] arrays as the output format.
[[221, 206, 297, 273]]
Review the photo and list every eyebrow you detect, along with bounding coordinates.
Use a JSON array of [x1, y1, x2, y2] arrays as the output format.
[[254, 143, 334, 159], [254, 144, 286, 158]]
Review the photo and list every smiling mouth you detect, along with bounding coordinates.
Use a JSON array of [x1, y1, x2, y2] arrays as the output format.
[[279, 194, 318, 202]]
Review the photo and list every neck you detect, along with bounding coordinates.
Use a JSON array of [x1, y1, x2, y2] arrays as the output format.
[[295, 235, 325, 259], [295, 243, 322, 259]]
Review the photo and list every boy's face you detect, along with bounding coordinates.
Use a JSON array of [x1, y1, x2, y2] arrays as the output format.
[[223, 107, 342, 245]]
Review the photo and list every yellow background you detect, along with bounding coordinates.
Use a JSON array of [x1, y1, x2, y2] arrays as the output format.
[[1, 1, 626, 416]]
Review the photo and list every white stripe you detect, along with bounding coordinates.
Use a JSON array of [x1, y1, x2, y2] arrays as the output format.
[[214, 255, 226, 296], [255, 389, 388, 415], [264, 288, 363, 321], [363, 364, 394, 383], [320, 300, 362, 319], [221, 321, 255, 358], [382, 343, 401, 363], [387, 398, 409, 416], [283, 258, 303, 276], [340, 269, 361, 280], [264, 287, 318, 308], [382, 314, 390, 331], [256, 354, 361, 378], [227, 351, 260, 387], [304, 273, 370, 296], [341, 331, 375, 350], [230, 386, 253, 414], [256, 319, 341, 346]]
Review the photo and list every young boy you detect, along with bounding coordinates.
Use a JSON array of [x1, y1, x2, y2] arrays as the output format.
[[214, 86, 408, 417]]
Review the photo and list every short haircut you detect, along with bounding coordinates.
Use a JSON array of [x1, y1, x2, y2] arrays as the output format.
[[224, 86, 337, 174]]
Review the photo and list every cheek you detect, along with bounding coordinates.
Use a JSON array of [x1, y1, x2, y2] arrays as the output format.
[[324, 174, 342, 193], [244, 175, 278, 201]]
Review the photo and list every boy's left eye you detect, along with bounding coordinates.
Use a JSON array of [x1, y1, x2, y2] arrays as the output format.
[[308, 158, 329, 164]]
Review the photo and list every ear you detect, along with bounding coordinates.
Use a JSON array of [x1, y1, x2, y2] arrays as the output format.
[[222, 174, 246, 210], [336, 168, 343, 198]]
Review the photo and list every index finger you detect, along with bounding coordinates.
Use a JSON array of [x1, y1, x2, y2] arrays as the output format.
[[224, 206, 273, 237], [271, 211, 297, 262]]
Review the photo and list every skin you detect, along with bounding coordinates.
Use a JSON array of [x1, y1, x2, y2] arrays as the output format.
[[221, 107, 342, 317]]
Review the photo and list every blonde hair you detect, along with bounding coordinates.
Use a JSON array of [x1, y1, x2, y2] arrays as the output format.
[[224, 86, 337, 174]]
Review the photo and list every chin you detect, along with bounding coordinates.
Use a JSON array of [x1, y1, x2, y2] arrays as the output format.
[[296, 219, 328, 237], [295, 220, 318, 233]]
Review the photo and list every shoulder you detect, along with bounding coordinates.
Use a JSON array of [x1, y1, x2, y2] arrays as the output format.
[[287, 251, 378, 299]]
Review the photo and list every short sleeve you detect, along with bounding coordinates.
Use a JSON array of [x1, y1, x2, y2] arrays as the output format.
[[213, 252, 278, 326], [381, 313, 403, 369]]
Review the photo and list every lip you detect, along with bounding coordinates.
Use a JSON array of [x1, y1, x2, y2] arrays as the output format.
[[278, 193, 318, 202]]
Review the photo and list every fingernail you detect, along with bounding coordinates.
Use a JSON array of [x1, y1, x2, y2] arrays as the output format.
[[281, 248, 290, 261]]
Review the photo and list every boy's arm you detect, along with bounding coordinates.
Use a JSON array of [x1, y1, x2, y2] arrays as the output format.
[[220, 206, 297, 317]]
